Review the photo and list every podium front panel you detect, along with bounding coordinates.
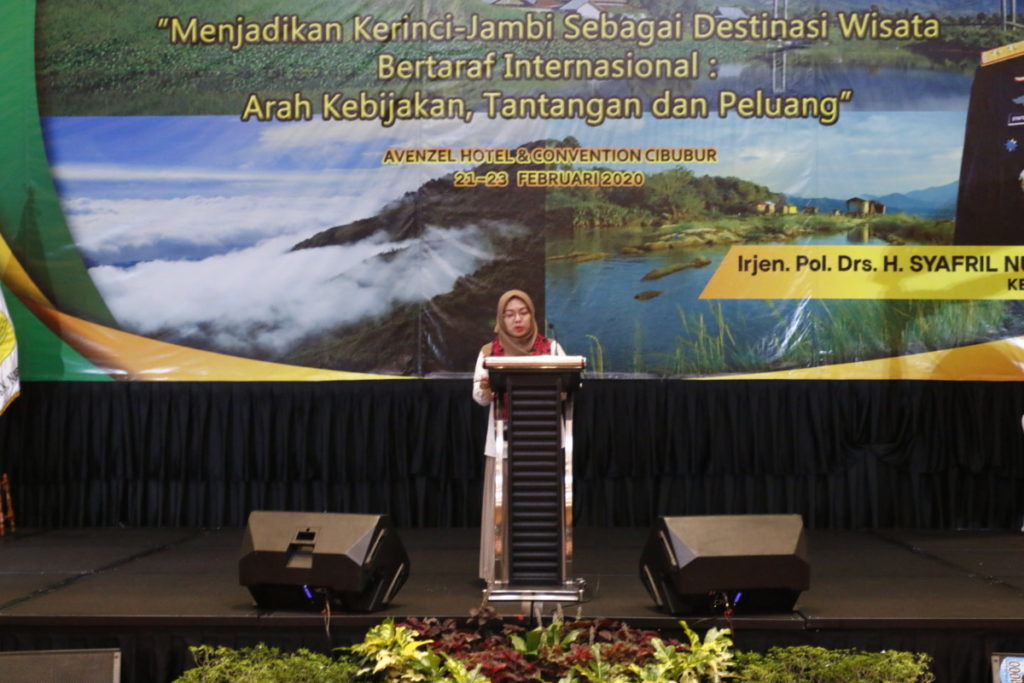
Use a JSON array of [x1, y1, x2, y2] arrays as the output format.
[[483, 356, 585, 597], [505, 375, 564, 585]]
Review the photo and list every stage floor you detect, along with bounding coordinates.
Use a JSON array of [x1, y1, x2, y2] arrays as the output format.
[[3, 526, 1024, 681]]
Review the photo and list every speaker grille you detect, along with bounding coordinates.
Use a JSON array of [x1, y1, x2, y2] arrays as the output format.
[[507, 384, 562, 584]]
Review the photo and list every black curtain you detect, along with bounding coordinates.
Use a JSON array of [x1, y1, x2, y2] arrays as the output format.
[[2, 379, 1023, 529]]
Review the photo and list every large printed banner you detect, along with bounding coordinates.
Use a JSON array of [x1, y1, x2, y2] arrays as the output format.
[[2, 1, 1024, 380]]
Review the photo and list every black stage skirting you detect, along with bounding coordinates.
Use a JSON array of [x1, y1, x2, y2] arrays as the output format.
[[1, 380, 1023, 530], [3, 527, 1024, 682]]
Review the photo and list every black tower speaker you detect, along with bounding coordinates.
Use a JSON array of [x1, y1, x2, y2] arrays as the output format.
[[639, 514, 809, 615], [239, 511, 409, 612]]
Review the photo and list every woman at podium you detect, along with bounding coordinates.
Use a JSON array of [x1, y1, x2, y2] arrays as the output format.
[[472, 289, 564, 582]]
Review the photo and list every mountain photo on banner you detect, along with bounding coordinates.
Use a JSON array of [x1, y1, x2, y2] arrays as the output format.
[[43, 116, 559, 376]]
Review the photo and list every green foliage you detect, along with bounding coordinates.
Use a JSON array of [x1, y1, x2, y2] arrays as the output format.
[[632, 322, 645, 374], [628, 624, 733, 683], [569, 644, 633, 683], [175, 643, 357, 682], [547, 167, 780, 234], [918, 23, 1024, 59], [172, 617, 935, 683], [868, 216, 953, 245], [734, 645, 935, 682], [508, 618, 581, 657], [671, 303, 743, 375], [37, 0, 545, 114], [585, 334, 605, 374], [810, 299, 1015, 362], [666, 297, 1018, 376], [347, 619, 440, 682], [439, 653, 491, 683]]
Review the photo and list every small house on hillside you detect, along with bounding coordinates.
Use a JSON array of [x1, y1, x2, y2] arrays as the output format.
[[559, 0, 602, 17], [846, 197, 886, 216], [713, 7, 749, 20], [756, 200, 776, 214]]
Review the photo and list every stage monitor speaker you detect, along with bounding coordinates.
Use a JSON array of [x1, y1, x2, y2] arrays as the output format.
[[239, 511, 409, 612], [639, 514, 809, 615]]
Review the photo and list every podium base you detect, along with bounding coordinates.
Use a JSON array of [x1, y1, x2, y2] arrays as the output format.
[[484, 578, 589, 603]]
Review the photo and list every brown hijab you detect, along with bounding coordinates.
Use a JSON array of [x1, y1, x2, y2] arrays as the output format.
[[482, 289, 538, 357]]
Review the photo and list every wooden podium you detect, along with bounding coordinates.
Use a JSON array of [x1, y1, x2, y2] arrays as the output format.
[[482, 354, 587, 602]]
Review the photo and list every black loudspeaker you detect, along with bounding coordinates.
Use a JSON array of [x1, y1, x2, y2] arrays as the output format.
[[639, 514, 809, 615], [239, 511, 410, 612]]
